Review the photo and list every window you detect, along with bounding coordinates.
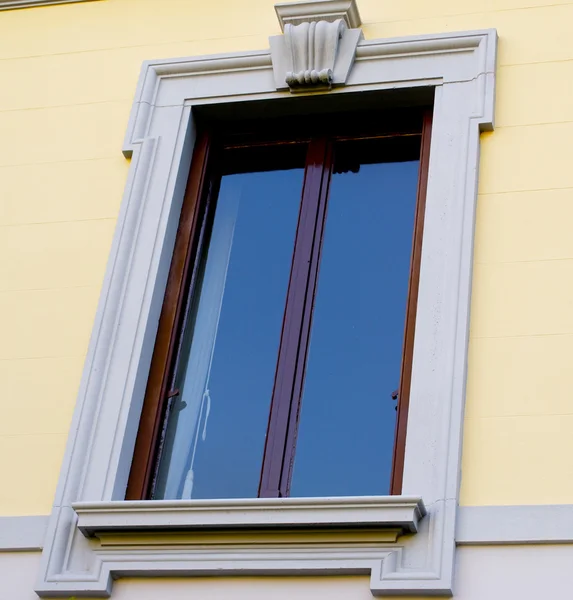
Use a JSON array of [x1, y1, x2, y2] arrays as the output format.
[[127, 110, 432, 501], [35, 24, 496, 597]]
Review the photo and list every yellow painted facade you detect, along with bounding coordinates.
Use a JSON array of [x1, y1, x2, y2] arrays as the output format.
[[1, 0, 573, 516]]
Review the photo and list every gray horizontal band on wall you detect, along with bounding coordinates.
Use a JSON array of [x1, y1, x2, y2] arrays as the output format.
[[457, 505, 573, 545], [0, 516, 48, 551], [2, 506, 573, 551]]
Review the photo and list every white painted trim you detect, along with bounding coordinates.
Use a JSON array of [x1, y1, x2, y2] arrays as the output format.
[[35, 27, 497, 598], [0, 0, 98, 10], [0, 516, 48, 551], [457, 506, 573, 546], [74, 496, 426, 537], [6, 505, 573, 553]]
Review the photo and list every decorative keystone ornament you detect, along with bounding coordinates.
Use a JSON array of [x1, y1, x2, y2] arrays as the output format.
[[270, 0, 363, 92], [284, 19, 345, 90]]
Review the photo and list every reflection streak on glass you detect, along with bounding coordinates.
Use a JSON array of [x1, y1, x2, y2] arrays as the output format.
[[154, 162, 304, 500]]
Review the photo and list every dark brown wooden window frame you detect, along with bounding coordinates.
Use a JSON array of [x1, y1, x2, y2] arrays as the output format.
[[126, 108, 433, 501]]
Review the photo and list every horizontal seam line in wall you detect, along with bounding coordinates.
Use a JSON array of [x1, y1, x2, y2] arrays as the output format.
[[471, 332, 573, 339], [492, 120, 573, 129], [0, 354, 86, 361], [0, 432, 69, 438], [0, 99, 132, 114], [361, 2, 573, 26], [500, 57, 573, 69], [0, 156, 124, 169], [474, 257, 573, 265], [493, 119, 573, 129], [479, 185, 573, 195], [0, 31, 277, 63], [478, 185, 573, 196], [501, 57, 573, 67], [0, 156, 123, 167], [465, 413, 573, 419], [0, 217, 117, 227], [0, 284, 97, 293], [0, 286, 105, 293], [1, 219, 119, 227]]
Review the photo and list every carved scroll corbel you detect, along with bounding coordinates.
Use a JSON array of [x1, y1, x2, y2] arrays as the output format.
[[269, 2, 363, 93], [284, 19, 345, 90]]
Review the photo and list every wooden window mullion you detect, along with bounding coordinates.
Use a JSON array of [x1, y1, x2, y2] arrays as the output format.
[[259, 138, 334, 498]]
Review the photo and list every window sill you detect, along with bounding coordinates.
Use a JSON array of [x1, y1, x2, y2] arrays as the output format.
[[65, 496, 426, 597], [74, 495, 426, 538]]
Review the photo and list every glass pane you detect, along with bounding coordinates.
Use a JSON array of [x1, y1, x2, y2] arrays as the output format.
[[289, 137, 421, 497], [154, 145, 305, 500]]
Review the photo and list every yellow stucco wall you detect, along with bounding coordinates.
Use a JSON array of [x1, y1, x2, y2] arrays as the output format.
[[0, 0, 572, 515]]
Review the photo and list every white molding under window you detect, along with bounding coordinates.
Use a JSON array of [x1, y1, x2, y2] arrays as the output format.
[[9, 504, 573, 553], [0, 516, 48, 551], [74, 496, 426, 537], [0, 0, 99, 10], [456, 505, 573, 546], [35, 25, 497, 598]]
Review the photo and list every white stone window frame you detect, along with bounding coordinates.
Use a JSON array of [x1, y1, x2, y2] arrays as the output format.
[[35, 27, 497, 598]]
